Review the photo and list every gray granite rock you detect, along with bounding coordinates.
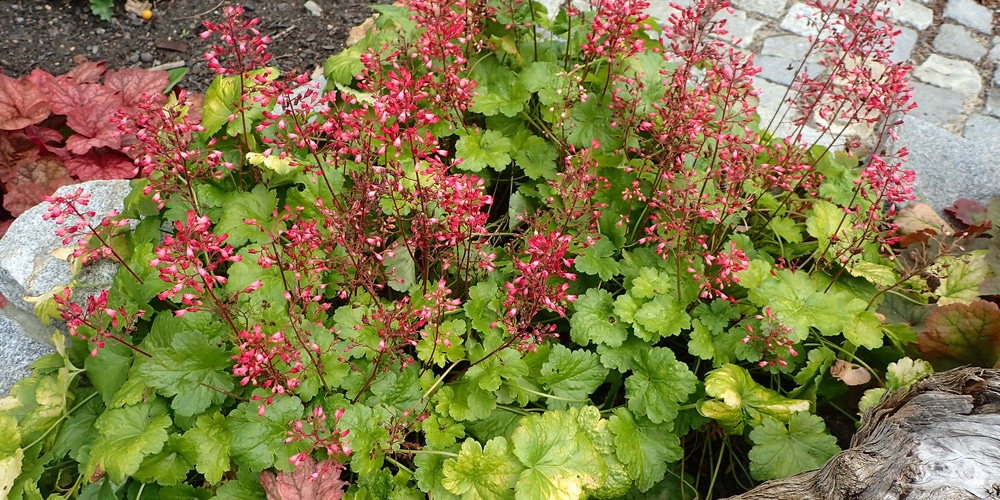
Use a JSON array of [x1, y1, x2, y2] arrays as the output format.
[[755, 54, 823, 86], [897, 116, 1000, 211], [731, 0, 787, 18], [985, 87, 1000, 118], [0, 311, 54, 397], [0, 180, 131, 346]]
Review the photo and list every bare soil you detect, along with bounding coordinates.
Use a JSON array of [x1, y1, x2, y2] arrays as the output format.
[[0, 0, 390, 93]]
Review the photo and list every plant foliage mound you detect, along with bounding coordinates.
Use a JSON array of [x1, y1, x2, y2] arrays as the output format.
[[0, 0, 960, 497]]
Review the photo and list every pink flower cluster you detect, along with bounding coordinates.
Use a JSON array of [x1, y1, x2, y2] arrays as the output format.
[[54, 288, 147, 358], [502, 232, 577, 350], [150, 211, 241, 316], [741, 307, 798, 368], [201, 5, 272, 76]]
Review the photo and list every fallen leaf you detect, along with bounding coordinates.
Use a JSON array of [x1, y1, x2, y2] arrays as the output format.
[[347, 16, 377, 46], [260, 456, 347, 500], [50, 247, 75, 261], [829, 359, 871, 386], [124, 0, 152, 16]]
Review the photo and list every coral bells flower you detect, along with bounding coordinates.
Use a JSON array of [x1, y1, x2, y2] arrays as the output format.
[[502, 231, 577, 350], [232, 324, 304, 406], [200, 5, 272, 76], [284, 405, 351, 463], [699, 241, 750, 300], [581, 0, 651, 62], [150, 210, 241, 315], [54, 288, 146, 357], [742, 307, 798, 368], [42, 189, 130, 264]]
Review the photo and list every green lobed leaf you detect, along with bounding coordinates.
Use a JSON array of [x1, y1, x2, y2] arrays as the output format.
[[624, 348, 697, 425], [89, 0, 114, 20], [747, 413, 840, 481], [368, 365, 422, 413], [142, 330, 235, 418], [570, 288, 629, 347], [804, 199, 845, 256], [455, 130, 513, 172], [608, 408, 682, 492], [86, 398, 173, 483], [933, 251, 993, 305], [383, 245, 416, 293], [470, 83, 531, 117], [201, 68, 278, 138], [466, 282, 502, 334], [84, 341, 133, 407], [215, 184, 279, 247], [885, 357, 933, 392], [574, 239, 620, 281], [539, 345, 608, 410], [436, 382, 499, 423], [0, 413, 22, 499], [442, 437, 521, 499], [415, 452, 462, 500], [133, 435, 195, 486], [229, 396, 306, 472], [340, 405, 391, 476], [750, 269, 855, 341], [596, 336, 650, 373], [181, 412, 232, 484], [513, 133, 559, 181], [632, 295, 691, 341], [510, 409, 607, 500], [697, 364, 811, 434], [211, 466, 267, 499], [52, 390, 102, 462], [423, 413, 466, 450]]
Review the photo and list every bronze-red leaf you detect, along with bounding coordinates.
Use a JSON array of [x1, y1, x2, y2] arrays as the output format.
[[0, 73, 50, 130]]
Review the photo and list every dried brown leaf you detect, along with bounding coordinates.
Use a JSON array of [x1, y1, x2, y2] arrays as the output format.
[[830, 359, 872, 386]]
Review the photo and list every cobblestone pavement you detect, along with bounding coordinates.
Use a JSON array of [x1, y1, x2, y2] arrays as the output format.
[[635, 0, 1000, 210], [732, 0, 997, 210]]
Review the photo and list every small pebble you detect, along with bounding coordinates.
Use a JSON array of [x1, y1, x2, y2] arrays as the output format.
[[140, 52, 153, 62], [128, 51, 140, 63], [15, 17, 24, 23], [95, 28, 105, 35], [304, 0, 323, 16]]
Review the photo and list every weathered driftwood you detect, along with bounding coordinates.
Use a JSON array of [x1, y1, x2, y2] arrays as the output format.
[[724, 367, 1000, 500]]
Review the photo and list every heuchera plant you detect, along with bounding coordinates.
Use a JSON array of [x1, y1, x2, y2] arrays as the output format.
[[0, 0, 951, 497], [0, 63, 169, 236]]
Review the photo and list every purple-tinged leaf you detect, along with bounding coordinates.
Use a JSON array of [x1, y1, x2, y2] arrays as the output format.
[[919, 300, 1000, 370]]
